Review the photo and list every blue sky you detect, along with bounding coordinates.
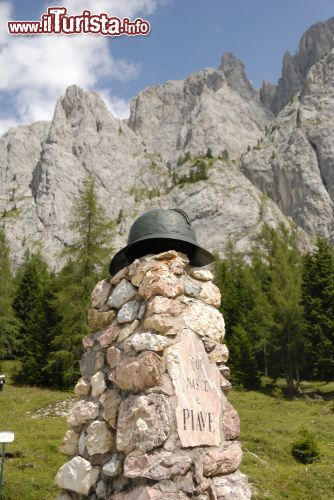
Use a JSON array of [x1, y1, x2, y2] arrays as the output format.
[[0, 0, 333, 133], [110, 0, 334, 97]]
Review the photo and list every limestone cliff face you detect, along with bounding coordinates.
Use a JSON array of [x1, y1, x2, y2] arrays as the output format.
[[128, 53, 272, 161], [241, 48, 334, 243], [0, 121, 50, 258], [0, 86, 152, 266], [260, 17, 334, 113], [0, 78, 297, 269], [4, 18, 334, 267], [0, 83, 292, 267]]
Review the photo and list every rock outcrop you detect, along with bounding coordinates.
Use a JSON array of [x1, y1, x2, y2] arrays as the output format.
[[3, 18, 334, 268], [128, 53, 272, 161], [55, 251, 252, 499], [261, 17, 334, 113], [0, 82, 298, 268], [241, 48, 334, 243]]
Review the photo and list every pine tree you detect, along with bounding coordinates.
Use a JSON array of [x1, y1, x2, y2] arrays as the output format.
[[215, 225, 305, 391], [255, 224, 304, 392], [244, 254, 274, 378], [12, 253, 57, 386], [0, 227, 19, 360], [215, 243, 246, 331], [215, 242, 262, 388], [228, 324, 261, 389], [48, 175, 114, 388], [302, 238, 334, 380]]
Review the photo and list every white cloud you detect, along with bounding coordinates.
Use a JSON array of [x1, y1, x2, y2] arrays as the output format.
[[0, 0, 165, 133], [0, 117, 19, 136], [0, 2, 12, 43], [100, 90, 131, 119], [63, 0, 168, 18]]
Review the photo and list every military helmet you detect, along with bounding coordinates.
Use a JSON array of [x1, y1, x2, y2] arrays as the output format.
[[109, 208, 214, 276]]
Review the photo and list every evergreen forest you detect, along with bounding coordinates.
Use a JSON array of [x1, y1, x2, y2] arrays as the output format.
[[1, 174, 334, 392]]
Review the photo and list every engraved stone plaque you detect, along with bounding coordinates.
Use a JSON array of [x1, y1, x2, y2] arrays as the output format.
[[166, 329, 224, 447]]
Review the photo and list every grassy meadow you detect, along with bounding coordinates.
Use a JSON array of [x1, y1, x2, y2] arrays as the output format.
[[0, 361, 72, 499], [0, 362, 333, 499], [229, 381, 334, 499]]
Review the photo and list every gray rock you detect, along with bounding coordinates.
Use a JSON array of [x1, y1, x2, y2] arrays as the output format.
[[100, 389, 121, 429], [260, 81, 277, 110], [137, 303, 146, 319], [182, 275, 201, 299], [124, 451, 192, 480], [59, 429, 80, 456], [267, 17, 334, 113], [102, 454, 122, 477], [78, 431, 86, 456], [113, 351, 163, 391], [80, 350, 104, 378], [181, 299, 225, 340], [96, 480, 108, 499], [117, 300, 140, 323], [219, 52, 256, 101], [124, 332, 169, 352], [67, 401, 99, 428], [117, 319, 139, 342], [91, 279, 111, 309], [0, 85, 147, 269], [90, 371, 106, 398], [84, 421, 114, 456], [54, 456, 100, 495], [116, 393, 171, 454], [167, 161, 299, 258], [108, 279, 137, 309], [74, 378, 91, 397], [213, 470, 252, 499]]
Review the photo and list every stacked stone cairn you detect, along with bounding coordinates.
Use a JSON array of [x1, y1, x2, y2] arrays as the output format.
[[55, 250, 251, 499]]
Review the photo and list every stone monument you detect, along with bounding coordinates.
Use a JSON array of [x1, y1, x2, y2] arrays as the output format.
[[55, 210, 251, 499]]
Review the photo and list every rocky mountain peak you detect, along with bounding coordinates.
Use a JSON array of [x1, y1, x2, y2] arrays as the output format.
[[219, 52, 256, 100], [61, 84, 92, 117], [264, 17, 334, 113], [241, 44, 334, 244], [4, 17, 334, 268], [128, 54, 271, 161], [49, 84, 130, 148], [259, 81, 276, 109], [297, 16, 334, 74]]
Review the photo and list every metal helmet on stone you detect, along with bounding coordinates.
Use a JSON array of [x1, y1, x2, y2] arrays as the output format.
[[109, 208, 214, 276]]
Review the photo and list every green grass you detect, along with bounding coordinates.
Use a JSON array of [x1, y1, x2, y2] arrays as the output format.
[[299, 380, 334, 394], [230, 382, 334, 499], [0, 362, 72, 500], [0, 362, 333, 499]]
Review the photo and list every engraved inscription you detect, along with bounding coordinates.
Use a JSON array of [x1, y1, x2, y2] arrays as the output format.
[[182, 409, 215, 432], [166, 329, 224, 447]]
